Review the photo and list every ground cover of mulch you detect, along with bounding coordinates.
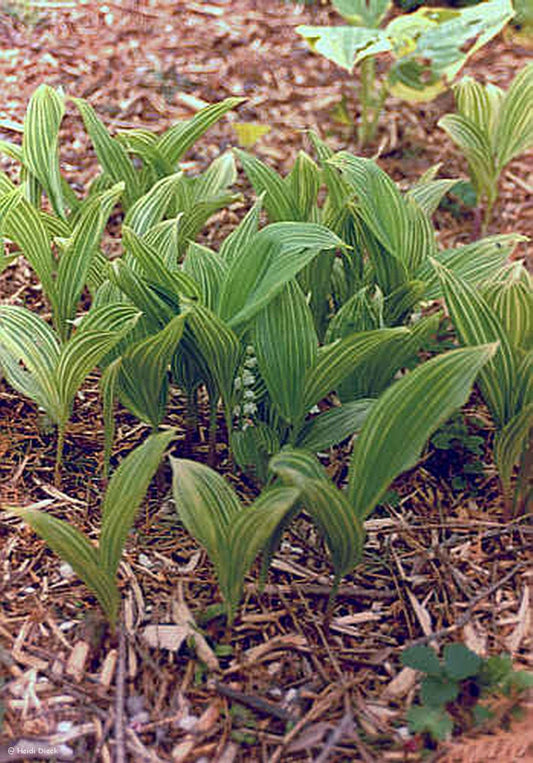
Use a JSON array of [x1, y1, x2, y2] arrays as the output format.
[[0, 1, 532, 761]]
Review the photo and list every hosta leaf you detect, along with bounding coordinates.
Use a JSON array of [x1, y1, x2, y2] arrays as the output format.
[[296, 399, 375, 451], [234, 149, 299, 221], [348, 344, 497, 518], [124, 172, 183, 234], [170, 457, 241, 570], [254, 280, 318, 425], [434, 261, 516, 427], [22, 84, 66, 218], [8, 505, 119, 623], [302, 327, 407, 411], [100, 430, 176, 576], [495, 62, 533, 169], [157, 97, 244, 165], [224, 486, 301, 618], [333, 0, 391, 27], [118, 313, 188, 428], [71, 97, 139, 207], [296, 26, 390, 72]]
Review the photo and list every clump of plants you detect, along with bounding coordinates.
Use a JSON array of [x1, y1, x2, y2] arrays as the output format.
[[439, 62, 533, 231], [402, 644, 533, 743], [296, 0, 514, 145], [428, 413, 487, 493]]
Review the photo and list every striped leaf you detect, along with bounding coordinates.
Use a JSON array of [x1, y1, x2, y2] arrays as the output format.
[[117, 313, 188, 428], [170, 457, 241, 570], [143, 216, 182, 270], [182, 243, 227, 311], [224, 486, 301, 617], [494, 403, 533, 496], [124, 172, 183, 234], [157, 97, 244, 165], [116, 128, 173, 180], [185, 302, 241, 411], [100, 357, 122, 477], [418, 234, 524, 300], [254, 280, 318, 425], [56, 183, 124, 336], [22, 84, 66, 218], [302, 327, 408, 411], [0, 189, 56, 316], [270, 447, 365, 581], [219, 222, 344, 329], [219, 195, 263, 264], [100, 430, 176, 577], [71, 97, 140, 207], [348, 344, 497, 518], [55, 304, 139, 427], [495, 62, 533, 169], [481, 265, 533, 352], [286, 151, 321, 221], [407, 178, 459, 218], [438, 114, 496, 201], [123, 226, 200, 301], [0, 305, 61, 419], [330, 153, 436, 275], [434, 261, 516, 427], [234, 149, 299, 221], [108, 260, 176, 327], [8, 505, 119, 623], [296, 399, 375, 451]]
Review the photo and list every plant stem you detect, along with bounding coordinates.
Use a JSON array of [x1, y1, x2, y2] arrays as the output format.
[[54, 426, 65, 487], [358, 57, 385, 147]]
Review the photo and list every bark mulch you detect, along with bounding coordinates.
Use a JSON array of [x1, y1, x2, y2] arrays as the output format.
[[0, 1, 531, 761]]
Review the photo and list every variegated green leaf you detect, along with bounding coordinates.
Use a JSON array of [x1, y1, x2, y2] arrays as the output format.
[[56, 183, 124, 336], [100, 430, 176, 577], [182, 243, 227, 311], [234, 149, 299, 221], [22, 84, 66, 218], [219, 195, 263, 265], [70, 97, 140, 207], [296, 399, 375, 451], [124, 171, 183, 234], [157, 97, 244, 165], [0, 305, 61, 419], [495, 62, 533, 169], [118, 313, 188, 428], [8, 504, 119, 623], [434, 260, 516, 426], [254, 280, 318, 425], [494, 403, 533, 495], [348, 344, 497, 518], [302, 327, 407, 411], [438, 114, 496, 200], [286, 151, 321, 221]]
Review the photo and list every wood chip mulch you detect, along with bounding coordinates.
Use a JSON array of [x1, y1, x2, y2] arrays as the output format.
[[0, 1, 532, 761]]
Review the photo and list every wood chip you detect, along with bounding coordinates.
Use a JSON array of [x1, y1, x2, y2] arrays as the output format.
[[65, 641, 90, 683]]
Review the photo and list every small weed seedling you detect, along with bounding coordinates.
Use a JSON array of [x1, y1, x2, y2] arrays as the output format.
[[402, 644, 533, 743]]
